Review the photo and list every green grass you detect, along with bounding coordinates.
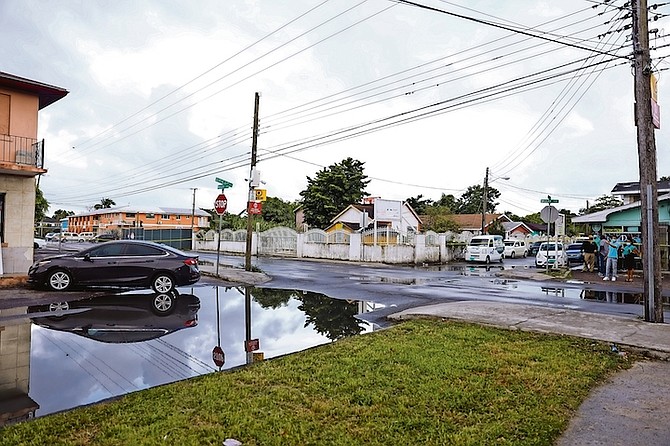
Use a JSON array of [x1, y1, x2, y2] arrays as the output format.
[[1, 320, 631, 446]]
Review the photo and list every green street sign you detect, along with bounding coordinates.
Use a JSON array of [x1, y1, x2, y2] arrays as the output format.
[[215, 177, 233, 188], [540, 198, 559, 203]]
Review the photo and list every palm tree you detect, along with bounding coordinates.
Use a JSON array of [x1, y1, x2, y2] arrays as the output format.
[[94, 197, 116, 210]]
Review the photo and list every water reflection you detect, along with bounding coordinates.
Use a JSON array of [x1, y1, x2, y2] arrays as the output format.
[[28, 292, 200, 343], [580, 289, 643, 304], [0, 285, 377, 424]]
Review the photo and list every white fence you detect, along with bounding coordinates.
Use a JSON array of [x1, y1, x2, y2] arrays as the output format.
[[194, 227, 511, 264]]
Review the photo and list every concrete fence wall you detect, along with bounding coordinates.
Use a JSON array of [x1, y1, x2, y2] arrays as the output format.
[[194, 228, 470, 264]]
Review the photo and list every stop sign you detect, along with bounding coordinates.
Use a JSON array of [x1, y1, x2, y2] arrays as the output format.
[[212, 345, 225, 367], [214, 193, 227, 215]]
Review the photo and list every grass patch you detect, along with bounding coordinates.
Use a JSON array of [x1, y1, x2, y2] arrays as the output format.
[[1, 320, 630, 445]]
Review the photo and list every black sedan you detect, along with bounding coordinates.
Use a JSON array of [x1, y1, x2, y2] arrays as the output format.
[[28, 240, 201, 293]]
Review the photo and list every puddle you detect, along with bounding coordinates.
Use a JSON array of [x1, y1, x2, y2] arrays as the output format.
[[0, 285, 383, 424]]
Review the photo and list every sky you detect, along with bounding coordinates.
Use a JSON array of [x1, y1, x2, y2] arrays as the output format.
[[2, 0, 670, 219]]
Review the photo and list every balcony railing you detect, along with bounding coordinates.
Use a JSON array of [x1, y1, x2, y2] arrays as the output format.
[[0, 134, 44, 169]]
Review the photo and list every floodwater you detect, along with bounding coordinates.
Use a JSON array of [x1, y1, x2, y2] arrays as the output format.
[[1, 285, 382, 422]]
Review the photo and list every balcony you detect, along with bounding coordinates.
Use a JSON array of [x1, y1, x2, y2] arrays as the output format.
[[0, 134, 45, 176]]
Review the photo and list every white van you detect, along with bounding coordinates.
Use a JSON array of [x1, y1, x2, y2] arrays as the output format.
[[466, 235, 505, 263]]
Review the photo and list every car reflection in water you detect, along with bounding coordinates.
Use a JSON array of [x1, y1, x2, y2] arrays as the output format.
[[28, 291, 200, 343]]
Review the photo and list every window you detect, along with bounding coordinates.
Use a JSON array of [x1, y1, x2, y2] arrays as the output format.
[[125, 213, 136, 218], [89, 244, 125, 257], [145, 213, 155, 219], [124, 244, 165, 256], [161, 214, 169, 219]]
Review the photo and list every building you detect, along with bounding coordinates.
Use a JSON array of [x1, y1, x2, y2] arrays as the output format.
[[325, 198, 422, 234], [67, 206, 210, 234], [611, 180, 670, 205], [0, 72, 68, 274], [445, 213, 512, 235]]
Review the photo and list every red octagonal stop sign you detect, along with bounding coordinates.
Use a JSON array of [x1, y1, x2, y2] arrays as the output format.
[[214, 193, 227, 215]]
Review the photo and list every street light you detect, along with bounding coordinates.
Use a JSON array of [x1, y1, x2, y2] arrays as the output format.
[[481, 167, 510, 234]]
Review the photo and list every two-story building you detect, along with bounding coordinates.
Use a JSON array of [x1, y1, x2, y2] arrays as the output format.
[[67, 206, 210, 234], [0, 72, 68, 274]]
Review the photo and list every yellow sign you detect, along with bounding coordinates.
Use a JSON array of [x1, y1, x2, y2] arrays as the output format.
[[254, 189, 267, 201], [651, 73, 658, 102]]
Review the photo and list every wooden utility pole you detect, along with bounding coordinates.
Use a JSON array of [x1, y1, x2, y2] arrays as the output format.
[[632, 0, 663, 322], [481, 167, 489, 234], [245, 92, 260, 271]]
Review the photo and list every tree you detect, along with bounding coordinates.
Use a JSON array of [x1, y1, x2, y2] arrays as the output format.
[[52, 209, 74, 221], [579, 195, 623, 215], [300, 158, 370, 229], [94, 197, 116, 210], [260, 197, 297, 228], [455, 184, 500, 214], [434, 193, 458, 211], [422, 206, 460, 232], [35, 185, 49, 223], [405, 194, 433, 215]]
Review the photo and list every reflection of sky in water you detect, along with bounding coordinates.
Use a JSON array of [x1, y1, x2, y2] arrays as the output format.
[[28, 285, 374, 418]]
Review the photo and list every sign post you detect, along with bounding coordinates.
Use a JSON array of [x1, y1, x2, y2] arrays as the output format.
[[213, 181, 232, 276], [540, 196, 560, 273]]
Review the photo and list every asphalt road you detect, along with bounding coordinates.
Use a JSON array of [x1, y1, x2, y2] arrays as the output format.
[[196, 252, 667, 327]]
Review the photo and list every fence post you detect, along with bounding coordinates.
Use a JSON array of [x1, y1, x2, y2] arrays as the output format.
[[349, 232, 362, 261]]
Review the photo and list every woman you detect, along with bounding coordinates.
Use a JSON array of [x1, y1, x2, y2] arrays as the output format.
[[622, 237, 639, 282]]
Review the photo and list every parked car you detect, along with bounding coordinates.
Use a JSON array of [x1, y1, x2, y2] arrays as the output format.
[[28, 292, 200, 343], [528, 241, 543, 256], [78, 232, 96, 242], [565, 243, 584, 265], [93, 232, 119, 243], [535, 242, 568, 268], [503, 240, 527, 258], [27, 240, 201, 293], [33, 238, 47, 249], [466, 235, 505, 263], [44, 232, 59, 241]]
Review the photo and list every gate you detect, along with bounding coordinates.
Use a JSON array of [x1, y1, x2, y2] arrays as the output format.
[[259, 227, 297, 256]]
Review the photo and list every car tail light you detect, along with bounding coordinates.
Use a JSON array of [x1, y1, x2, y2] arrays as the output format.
[[184, 258, 198, 266]]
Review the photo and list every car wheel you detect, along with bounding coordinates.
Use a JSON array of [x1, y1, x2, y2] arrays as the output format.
[[485, 256, 491, 264], [152, 293, 175, 315], [510, 252, 516, 259], [47, 269, 73, 291], [523, 251, 527, 258], [48, 301, 70, 312], [152, 274, 175, 293]]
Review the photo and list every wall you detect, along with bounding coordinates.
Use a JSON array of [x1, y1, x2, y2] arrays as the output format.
[[195, 228, 466, 264], [0, 176, 34, 274]]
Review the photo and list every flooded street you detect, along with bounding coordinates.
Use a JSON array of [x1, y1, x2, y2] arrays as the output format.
[[3, 285, 382, 420]]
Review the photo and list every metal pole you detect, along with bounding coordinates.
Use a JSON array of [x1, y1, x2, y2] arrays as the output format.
[[190, 188, 197, 250], [216, 213, 222, 277]]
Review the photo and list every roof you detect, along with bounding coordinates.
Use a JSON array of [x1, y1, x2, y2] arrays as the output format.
[[0, 72, 68, 109], [572, 193, 670, 223], [446, 213, 510, 230], [502, 221, 533, 233], [329, 201, 422, 224], [72, 205, 210, 218], [611, 181, 670, 195]]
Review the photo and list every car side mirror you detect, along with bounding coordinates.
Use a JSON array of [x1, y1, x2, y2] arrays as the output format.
[[83, 253, 92, 262]]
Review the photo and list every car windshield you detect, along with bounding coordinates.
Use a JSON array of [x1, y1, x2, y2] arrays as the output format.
[[504, 241, 515, 246], [539, 243, 563, 251], [469, 239, 490, 246], [568, 244, 583, 250]]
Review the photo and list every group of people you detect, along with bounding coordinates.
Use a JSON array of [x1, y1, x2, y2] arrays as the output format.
[[580, 234, 640, 282]]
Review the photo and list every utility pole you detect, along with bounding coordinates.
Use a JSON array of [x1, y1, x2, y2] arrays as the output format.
[[481, 167, 489, 234], [245, 92, 260, 271], [190, 188, 197, 250], [632, 0, 663, 322]]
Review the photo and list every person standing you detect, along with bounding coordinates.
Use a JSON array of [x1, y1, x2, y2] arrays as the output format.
[[622, 237, 639, 282], [598, 234, 609, 277], [582, 235, 597, 272], [603, 236, 622, 281]]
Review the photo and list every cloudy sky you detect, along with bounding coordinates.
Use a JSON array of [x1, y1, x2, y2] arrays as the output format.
[[3, 0, 670, 218]]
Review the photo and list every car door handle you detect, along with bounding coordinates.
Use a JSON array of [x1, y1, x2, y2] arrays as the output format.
[[107, 261, 118, 265]]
